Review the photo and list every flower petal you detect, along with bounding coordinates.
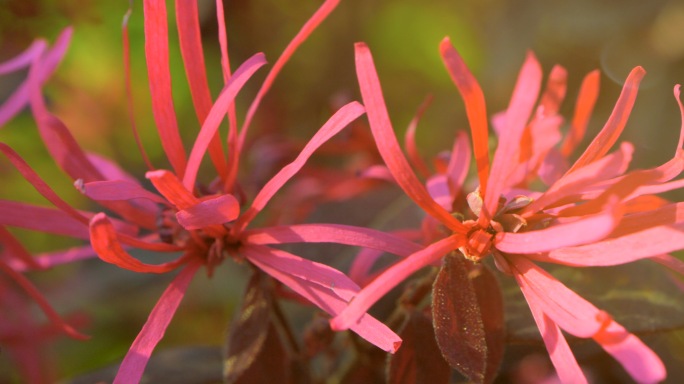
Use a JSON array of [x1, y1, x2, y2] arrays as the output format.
[[176, 194, 239, 230], [404, 95, 433, 178], [175, 0, 228, 179], [182, 53, 267, 190], [113, 260, 200, 384], [446, 130, 471, 197], [234, 101, 365, 232], [243, 245, 401, 353], [440, 37, 490, 197], [484, 51, 542, 222], [143, 0, 188, 177], [243, 224, 423, 257], [560, 70, 600, 157], [78, 180, 167, 205], [330, 234, 463, 331], [519, 282, 587, 384], [566, 67, 645, 173], [593, 320, 666, 383], [509, 256, 602, 338], [355, 42, 466, 233], [89, 213, 185, 273], [496, 199, 623, 254]]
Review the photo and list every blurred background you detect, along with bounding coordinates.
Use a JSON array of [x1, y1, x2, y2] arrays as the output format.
[[1, 0, 684, 382]]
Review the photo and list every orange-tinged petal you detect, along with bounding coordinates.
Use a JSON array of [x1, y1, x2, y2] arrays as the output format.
[[143, 0, 187, 177], [89, 213, 186, 274], [355, 42, 466, 234], [404, 95, 433, 178], [566, 67, 645, 173], [440, 37, 490, 198], [560, 70, 600, 157]]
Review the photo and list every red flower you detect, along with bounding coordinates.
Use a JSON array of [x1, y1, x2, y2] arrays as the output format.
[[331, 39, 684, 383]]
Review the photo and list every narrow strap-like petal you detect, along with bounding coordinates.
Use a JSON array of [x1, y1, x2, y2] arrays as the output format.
[[404, 95, 433, 178], [89, 213, 186, 273], [518, 279, 587, 384], [0, 143, 89, 225], [496, 199, 623, 254], [238, 0, 341, 149], [176, 194, 239, 230], [330, 234, 463, 331], [234, 101, 365, 232], [113, 260, 201, 384], [243, 245, 401, 353], [143, 0, 187, 177], [510, 256, 603, 338], [536, 222, 684, 267], [243, 224, 423, 257], [446, 130, 471, 199], [560, 70, 600, 157], [78, 180, 167, 205], [483, 52, 542, 224], [175, 0, 228, 179], [566, 67, 645, 173], [0, 261, 88, 340], [0, 226, 41, 270], [147, 170, 198, 210], [356, 42, 466, 233], [593, 320, 666, 383], [440, 37, 490, 197], [522, 142, 634, 215], [9, 245, 96, 272], [182, 53, 267, 190]]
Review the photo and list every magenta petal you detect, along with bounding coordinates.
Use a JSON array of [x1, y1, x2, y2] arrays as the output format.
[[235, 101, 364, 231], [242, 245, 401, 353], [510, 256, 602, 338], [538, 222, 684, 267], [176, 194, 239, 230], [446, 130, 471, 197], [113, 260, 200, 384], [242, 245, 360, 301], [567, 67, 645, 173], [484, 52, 542, 220], [355, 42, 466, 234], [426, 174, 453, 210], [593, 321, 665, 383], [330, 234, 463, 331], [182, 53, 267, 190], [9, 245, 96, 272], [496, 201, 622, 254], [520, 283, 587, 384], [79, 180, 167, 205], [242, 224, 423, 257], [143, 0, 188, 177]]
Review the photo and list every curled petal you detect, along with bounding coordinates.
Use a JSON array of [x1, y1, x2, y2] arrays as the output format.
[[89, 213, 186, 273], [176, 194, 239, 230], [78, 180, 167, 205]]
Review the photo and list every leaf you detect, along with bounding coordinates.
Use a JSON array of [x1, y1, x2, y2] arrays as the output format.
[[223, 271, 274, 383], [387, 310, 450, 384], [432, 254, 505, 384]]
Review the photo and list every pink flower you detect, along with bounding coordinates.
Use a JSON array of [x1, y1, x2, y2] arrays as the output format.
[[1, 1, 428, 382], [330, 39, 684, 383]]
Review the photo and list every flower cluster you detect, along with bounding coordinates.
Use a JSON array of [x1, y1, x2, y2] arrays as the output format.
[[1, 1, 683, 383]]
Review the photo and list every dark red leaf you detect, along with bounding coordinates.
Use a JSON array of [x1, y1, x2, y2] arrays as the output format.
[[432, 254, 505, 383], [223, 271, 275, 383], [388, 310, 451, 384]]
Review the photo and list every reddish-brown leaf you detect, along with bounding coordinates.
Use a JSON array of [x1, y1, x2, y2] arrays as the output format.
[[223, 271, 273, 383], [388, 310, 451, 384], [432, 254, 505, 384]]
